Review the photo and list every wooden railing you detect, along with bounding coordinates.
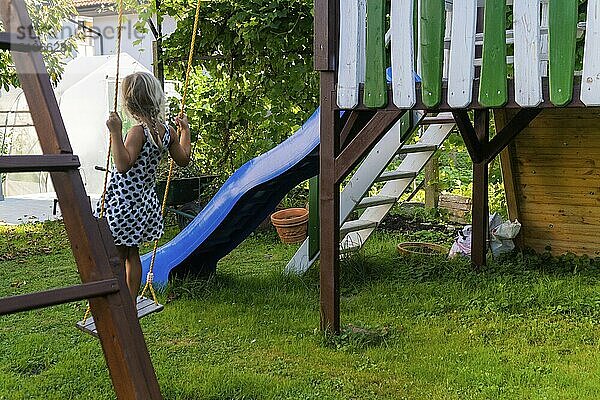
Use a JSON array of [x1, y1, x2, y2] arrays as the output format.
[[337, 0, 598, 110]]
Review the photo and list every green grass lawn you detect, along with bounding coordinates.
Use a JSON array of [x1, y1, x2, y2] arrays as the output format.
[[2, 221, 600, 399]]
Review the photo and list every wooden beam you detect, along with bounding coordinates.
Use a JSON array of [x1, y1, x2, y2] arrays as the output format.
[[335, 77, 586, 111], [483, 108, 541, 163], [319, 72, 341, 333], [471, 109, 490, 269], [0, 279, 119, 315], [314, 0, 338, 71], [495, 109, 524, 248], [453, 110, 484, 163], [0, 154, 80, 173], [0, 2, 163, 399], [335, 110, 405, 182], [317, 0, 340, 334], [339, 111, 359, 149], [339, 110, 377, 150]]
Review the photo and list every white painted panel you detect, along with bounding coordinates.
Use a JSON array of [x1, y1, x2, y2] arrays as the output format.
[[540, 1, 549, 77], [337, 0, 361, 108], [416, 0, 422, 76], [513, 0, 543, 107], [581, 0, 600, 105], [358, 0, 367, 83], [447, 0, 477, 108], [443, 9, 453, 80], [391, 0, 416, 108]]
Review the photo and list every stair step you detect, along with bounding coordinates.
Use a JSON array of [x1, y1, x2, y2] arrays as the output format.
[[375, 170, 417, 183], [356, 195, 397, 209], [397, 143, 438, 154], [340, 244, 361, 254], [340, 219, 378, 236], [421, 116, 455, 125]]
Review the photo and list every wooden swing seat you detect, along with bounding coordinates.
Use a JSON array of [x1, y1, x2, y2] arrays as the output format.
[[76, 297, 164, 338]]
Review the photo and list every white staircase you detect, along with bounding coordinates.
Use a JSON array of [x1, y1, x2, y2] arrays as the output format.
[[285, 113, 456, 274]]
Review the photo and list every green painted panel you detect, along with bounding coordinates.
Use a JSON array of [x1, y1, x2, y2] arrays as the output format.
[[420, 0, 445, 108], [308, 175, 319, 260], [549, 0, 578, 106], [364, 0, 387, 108], [478, 0, 507, 107]]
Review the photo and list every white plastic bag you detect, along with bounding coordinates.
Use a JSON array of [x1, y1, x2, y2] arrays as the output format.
[[490, 219, 521, 256], [449, 225, 472, 258]]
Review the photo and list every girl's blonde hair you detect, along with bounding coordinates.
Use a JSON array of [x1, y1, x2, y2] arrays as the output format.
[[121, 72, 165, 147]]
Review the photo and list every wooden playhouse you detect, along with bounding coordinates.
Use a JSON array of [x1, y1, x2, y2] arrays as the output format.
[[498, 108, 600, 257]]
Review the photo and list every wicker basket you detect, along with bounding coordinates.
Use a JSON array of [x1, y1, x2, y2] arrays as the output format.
[[396, 242, 449, 256], [270, 208, 309, 244]]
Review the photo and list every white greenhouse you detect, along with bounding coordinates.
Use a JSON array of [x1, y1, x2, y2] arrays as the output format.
[[0, 53, 179, 200]]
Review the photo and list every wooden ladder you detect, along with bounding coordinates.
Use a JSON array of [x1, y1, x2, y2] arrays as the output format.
[[0, 1, 163, 399]]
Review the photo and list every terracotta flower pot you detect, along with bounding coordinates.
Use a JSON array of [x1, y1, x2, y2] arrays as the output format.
[[270, 208, 309, 244]]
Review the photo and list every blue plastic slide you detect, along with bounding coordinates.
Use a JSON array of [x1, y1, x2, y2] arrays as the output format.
[[141, 109, 321, 286]]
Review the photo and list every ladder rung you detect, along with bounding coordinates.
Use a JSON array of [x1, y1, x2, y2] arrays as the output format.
[[375, 170, 417, 183], [356, 195, 397, 209], [0, 154, 80, 173], [0, 32, 42, 52], [0, 279, 120, 316], [397, 143, 439, 154], [421, 116, 455, 125], [340, 219, 378, 236]]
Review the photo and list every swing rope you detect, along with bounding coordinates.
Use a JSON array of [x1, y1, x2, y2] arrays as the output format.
[[82, 0, 125, 324], [83, 0, 202, 325], [99, 0, 125, 220], [141, 0, 203, 303]]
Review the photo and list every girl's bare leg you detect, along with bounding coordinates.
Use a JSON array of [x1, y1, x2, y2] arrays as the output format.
[[126, 246, 142, 302], [116, 245, 142, 304]]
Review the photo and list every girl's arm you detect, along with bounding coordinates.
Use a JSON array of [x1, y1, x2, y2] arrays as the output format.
[[168, 114, 192, 167], [106, 112, 145, 173]]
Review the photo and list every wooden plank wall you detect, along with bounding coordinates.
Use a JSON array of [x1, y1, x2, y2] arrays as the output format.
[[498, 108, 600, 256]]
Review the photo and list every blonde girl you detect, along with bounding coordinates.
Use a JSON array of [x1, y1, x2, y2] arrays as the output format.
[[101, 71, 191, 302]]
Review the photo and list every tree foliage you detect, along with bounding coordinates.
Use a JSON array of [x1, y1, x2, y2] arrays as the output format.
[[0, 0, 81, 90], [160, 0, 318, 179]]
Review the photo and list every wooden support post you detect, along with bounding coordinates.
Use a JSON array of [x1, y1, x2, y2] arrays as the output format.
[[453, 110, 483, 162], [319, 73, 340, 333], [315, 0, 341, 333], [424, 153, 439, 210], [471, 109, 490, 269]]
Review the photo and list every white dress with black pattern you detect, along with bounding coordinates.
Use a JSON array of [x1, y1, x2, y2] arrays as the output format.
[[98, 123, 171, 247]]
